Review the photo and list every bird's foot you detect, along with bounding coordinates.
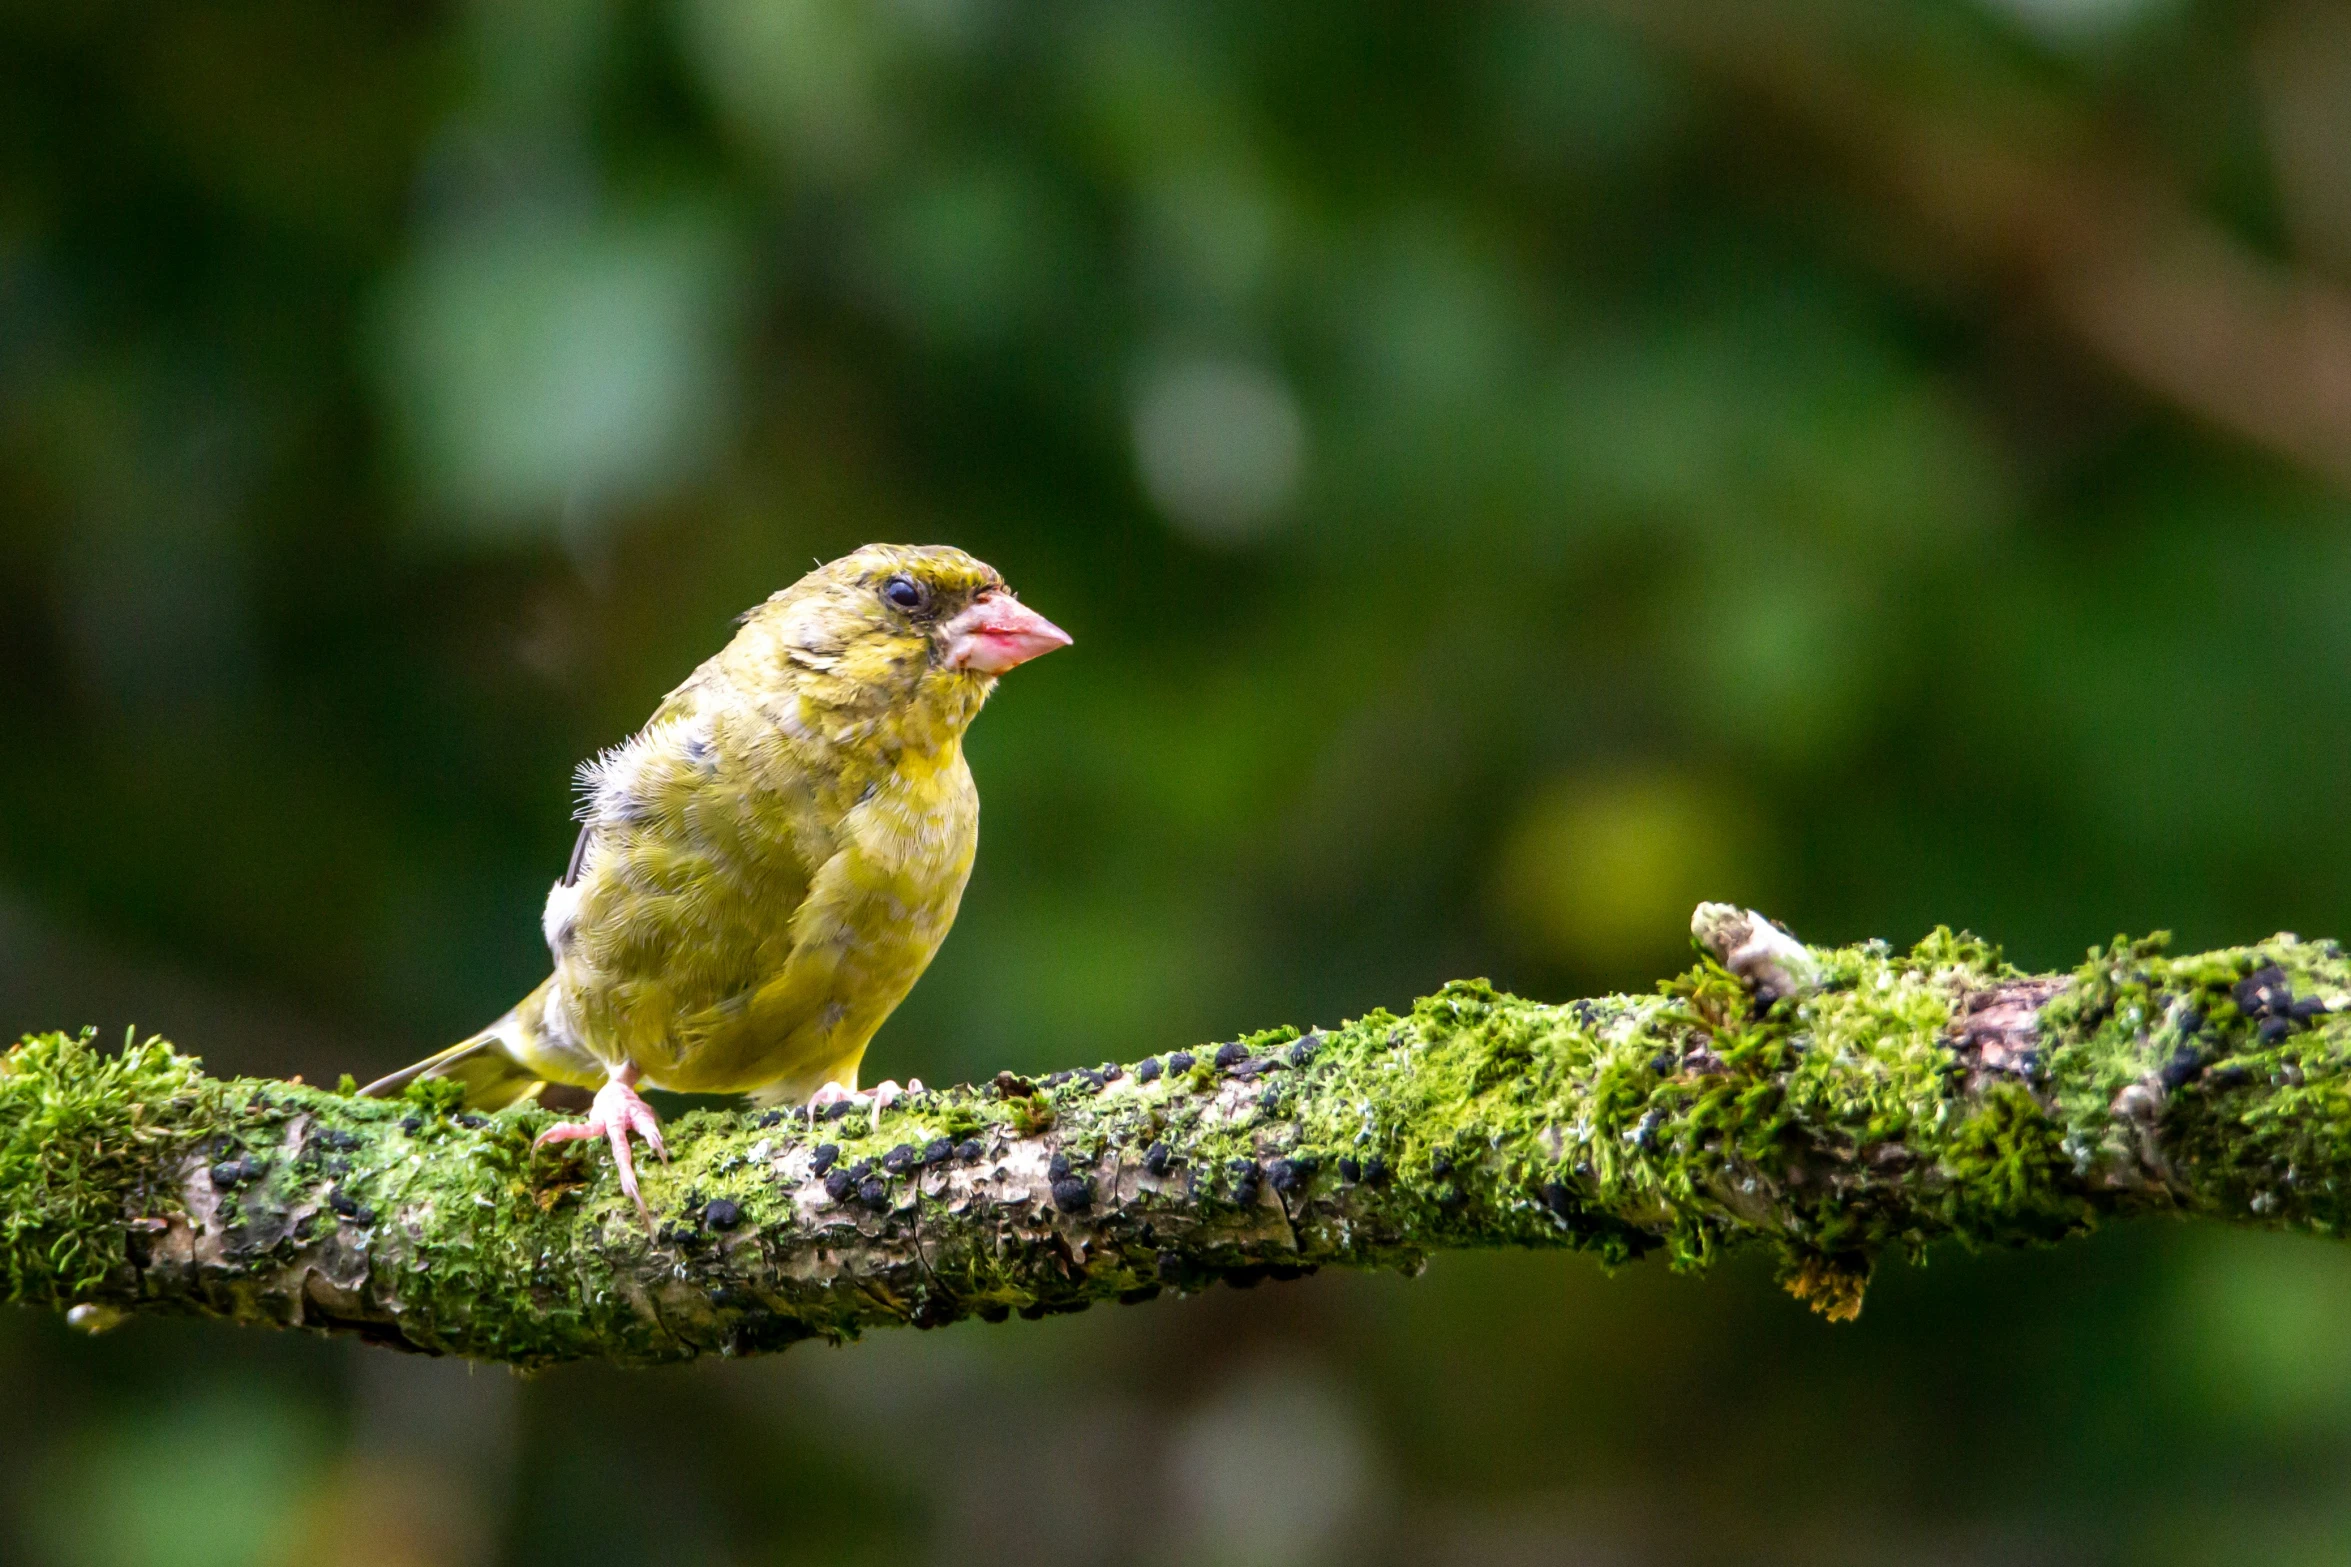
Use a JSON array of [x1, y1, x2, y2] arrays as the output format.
[[809, 1078, 926, 1134], [534, 1071, 667, 1225]]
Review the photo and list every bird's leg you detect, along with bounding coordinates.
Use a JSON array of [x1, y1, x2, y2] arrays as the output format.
[[533, 1063, 667, 1225]]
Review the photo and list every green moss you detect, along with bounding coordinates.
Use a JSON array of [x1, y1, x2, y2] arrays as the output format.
[[0, 1030, 215, 1302], [1938, 1081, 2093, 1244], [1896, 926, 2011, 979], [398, 1076, 470, 1116]]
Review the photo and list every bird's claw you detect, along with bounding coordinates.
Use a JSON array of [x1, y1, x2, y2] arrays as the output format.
[[534, 1073, 667, 1226], [808, 1077, 926, 1134]]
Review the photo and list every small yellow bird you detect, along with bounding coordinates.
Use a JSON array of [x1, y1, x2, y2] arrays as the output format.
[[361, 544, 1069, 1218]]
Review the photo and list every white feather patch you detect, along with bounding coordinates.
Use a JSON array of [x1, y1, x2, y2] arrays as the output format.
[[542, 878, 584, 958], [575, 713, 717, 827], [578, 739, 652, 825]]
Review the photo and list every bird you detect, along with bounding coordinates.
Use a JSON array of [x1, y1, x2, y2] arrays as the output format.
[[359, 543, 1070, 1221]]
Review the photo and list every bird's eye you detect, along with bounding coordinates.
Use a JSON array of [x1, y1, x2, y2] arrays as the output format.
[[881, 574, 927, 613]]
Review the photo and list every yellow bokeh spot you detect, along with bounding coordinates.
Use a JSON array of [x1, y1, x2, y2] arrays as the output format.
[[1491, 769, 1761, 978]]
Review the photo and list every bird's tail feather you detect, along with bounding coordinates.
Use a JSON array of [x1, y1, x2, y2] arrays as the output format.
[[359, 1015, 548, 1111]]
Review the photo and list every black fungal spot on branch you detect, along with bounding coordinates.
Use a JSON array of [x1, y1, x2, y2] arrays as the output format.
[[2236, 966, 2294, 1019], [1269, 1157, 1316, 1195], [1167, 1051, 1195, 1074], [704, 1199, 742, 1231], [1228, 1158, 1261, 1206], [1215, 1042, 1249, 1070], [1142, 1142, 1171, 1177], [2159, 1046, 2204, 1092], [1135, 1057, 1162, 1083]]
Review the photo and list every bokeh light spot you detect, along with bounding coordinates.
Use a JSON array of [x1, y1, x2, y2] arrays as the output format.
[[1131, 355, 1306, 544], [1491, 770, 1762, 977], [1165, 1359, 1377, 1567], [373, 207, 739, 541]]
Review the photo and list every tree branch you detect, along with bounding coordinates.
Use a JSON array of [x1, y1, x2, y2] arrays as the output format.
[[6, 911, 2347, 1364], [1577, 0, 2351, 493]]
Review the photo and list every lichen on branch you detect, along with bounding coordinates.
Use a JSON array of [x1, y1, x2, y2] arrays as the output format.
[[6, 915, 2350, 1365]]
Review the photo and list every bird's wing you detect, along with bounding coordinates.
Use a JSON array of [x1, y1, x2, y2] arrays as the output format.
[[557, 696, 828, 1078]]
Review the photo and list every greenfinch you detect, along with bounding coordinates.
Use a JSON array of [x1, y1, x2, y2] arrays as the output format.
[[361, 544, 1069, 1218]]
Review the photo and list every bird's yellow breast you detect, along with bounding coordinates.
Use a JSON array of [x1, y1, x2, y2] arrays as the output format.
[[528, 663, 982, 1099], [678, 738, 980, 1096]]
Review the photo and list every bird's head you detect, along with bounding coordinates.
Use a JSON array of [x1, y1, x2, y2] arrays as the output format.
[[742, 544, 1070, 745]]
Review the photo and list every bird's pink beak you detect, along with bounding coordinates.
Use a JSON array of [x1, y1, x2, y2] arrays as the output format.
[[942, 591, 1072, 675]]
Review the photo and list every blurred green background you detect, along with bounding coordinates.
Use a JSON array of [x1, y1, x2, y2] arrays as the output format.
[[11, 0, 2351, 1561]]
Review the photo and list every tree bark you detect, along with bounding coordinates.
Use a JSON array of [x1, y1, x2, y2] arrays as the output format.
[[5, 910, 2345, 1366]]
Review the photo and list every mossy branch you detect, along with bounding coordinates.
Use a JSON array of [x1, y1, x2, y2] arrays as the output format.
[[6, 911, 2348, 1365]]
